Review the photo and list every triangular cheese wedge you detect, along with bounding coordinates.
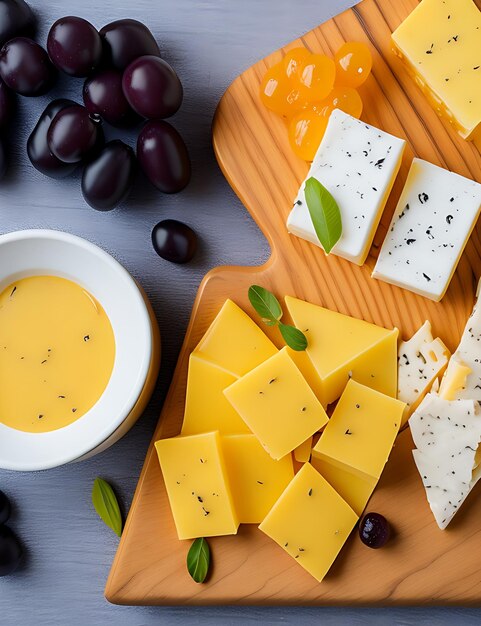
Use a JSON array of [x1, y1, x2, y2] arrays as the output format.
[[409, 393, 481, 529], [181, 353, 251, 435], [285, 296, 398, 406]]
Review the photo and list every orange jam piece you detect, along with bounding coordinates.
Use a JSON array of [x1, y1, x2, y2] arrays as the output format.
[[288, 104, 332, 161], [283, 47, 311, 81], [334, 41, 372, 88], [327, 85, 363, 118], [299, 54, 336, 102]]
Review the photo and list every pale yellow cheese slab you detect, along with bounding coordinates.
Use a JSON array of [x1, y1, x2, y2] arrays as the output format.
[[392, 0, 481, 140], [222, 434, 294, 524], [195, 299, 277, 377], [224, 347, 329, 460], [181, 353, 250, 435], [155, 432, 239, 540], [312, 380, 405, 481], [285, 295, 398, 406], [259, 462, 358, 582]]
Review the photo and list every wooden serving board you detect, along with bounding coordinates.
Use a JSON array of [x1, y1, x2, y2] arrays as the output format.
[[105, 0, 481, 605]]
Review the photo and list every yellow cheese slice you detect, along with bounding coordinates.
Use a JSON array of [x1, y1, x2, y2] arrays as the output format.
[[286, 347, 324, 403], [155, 431, 239, 540], [310, 455, 377, 516], [181, 353, 250, 435], [259, 462, 358, 582], [293, 436, 313, 463], [222, 434, 294, 524], [195, 299, 277, 377], [312, 379, 405, 481], [285, 296, 398, 405], [224, 347, 329, 460]]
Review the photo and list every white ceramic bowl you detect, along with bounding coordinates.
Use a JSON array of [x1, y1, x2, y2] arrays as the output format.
[[0, 229, 160, 471]]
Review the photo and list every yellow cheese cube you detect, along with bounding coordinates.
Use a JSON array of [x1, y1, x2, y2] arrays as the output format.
[[312, 380, 405, 481], [310, 455, 376, 516], [392, 0, 481, 140], [293, 436, 313, 463], [181, 353, 250, 435], [285, 296, 398, 406], [224, 347, 329, 460], [259, 462, 358, 582], [222, 434, 294, 523], [195, 299, 277, 376], [155, 432, 239, 540]]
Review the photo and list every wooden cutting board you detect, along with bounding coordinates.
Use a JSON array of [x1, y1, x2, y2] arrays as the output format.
[[105, 0, 481, 605]]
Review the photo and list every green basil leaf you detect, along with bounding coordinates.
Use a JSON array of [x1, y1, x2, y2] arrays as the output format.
[[279, 323, 308, 351], [187, 537, 211, 583], [248, 285, 282, 325], [92, 477, 123, 537], [304, 177, 342, 254]]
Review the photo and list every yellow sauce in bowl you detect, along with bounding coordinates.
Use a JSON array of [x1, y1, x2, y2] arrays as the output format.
[[0, 275, 115, 433]]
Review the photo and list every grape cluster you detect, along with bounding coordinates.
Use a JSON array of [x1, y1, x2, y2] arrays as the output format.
[[0, 1, 194, 254], [0, 490, 22, 577]]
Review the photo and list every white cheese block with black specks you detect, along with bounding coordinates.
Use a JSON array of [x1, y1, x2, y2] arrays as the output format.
[[372, 158, 481, 301], [409, 393, 481, 529], [439, 282, 481, 401], [287, 109, 406, 266]]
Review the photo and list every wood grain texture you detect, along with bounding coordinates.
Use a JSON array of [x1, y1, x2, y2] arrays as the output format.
[[106, 0, 481, 607], [2, 0, 481, 623]]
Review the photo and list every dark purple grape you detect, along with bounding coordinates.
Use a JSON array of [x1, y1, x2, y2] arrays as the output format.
[[27, 99, 78, 178], [137, 120, 190, 193], [0, 0, 36, 48], [122, 56, 182, 119], [0, 490, 11, 525], [359, 512, 391, 549], [152, 219, 197, 264], [0, 78, 14, 129], [82, 140, 136, 211], [83, 69, 139, 127], [99, 19, 160, 70], [47, 104, 103, 164], [0, 526, 22, 576], [0, 37, 56, 96], [0, 137, 7, 180], [47, 16, 102, 77]]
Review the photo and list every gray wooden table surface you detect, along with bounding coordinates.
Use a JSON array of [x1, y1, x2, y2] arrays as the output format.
[[1, 0, 480, 624]]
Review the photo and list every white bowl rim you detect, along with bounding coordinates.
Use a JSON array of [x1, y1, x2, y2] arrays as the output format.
[[0, 229, 153, 471]]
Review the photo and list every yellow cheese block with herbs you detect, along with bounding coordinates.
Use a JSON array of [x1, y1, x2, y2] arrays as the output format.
[[181, 353, 250, 435], [391, 0, 481, 140], [259, 462, 358, 582], [285, 296, 398, 406], [293, 436, 313, 463], [310, 455, 377, 516], [222, 434, 294, 523], [224, 347, 329, 460], [155, 432, 239, 540], [312, 379, 405, 481], [195, 299, 277, 377]]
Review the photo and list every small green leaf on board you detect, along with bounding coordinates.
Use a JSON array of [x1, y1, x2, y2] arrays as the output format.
[[187, 537, 211, 583]]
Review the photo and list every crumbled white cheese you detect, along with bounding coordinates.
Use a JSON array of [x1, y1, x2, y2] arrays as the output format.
[[398, 321, 450, 424]]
